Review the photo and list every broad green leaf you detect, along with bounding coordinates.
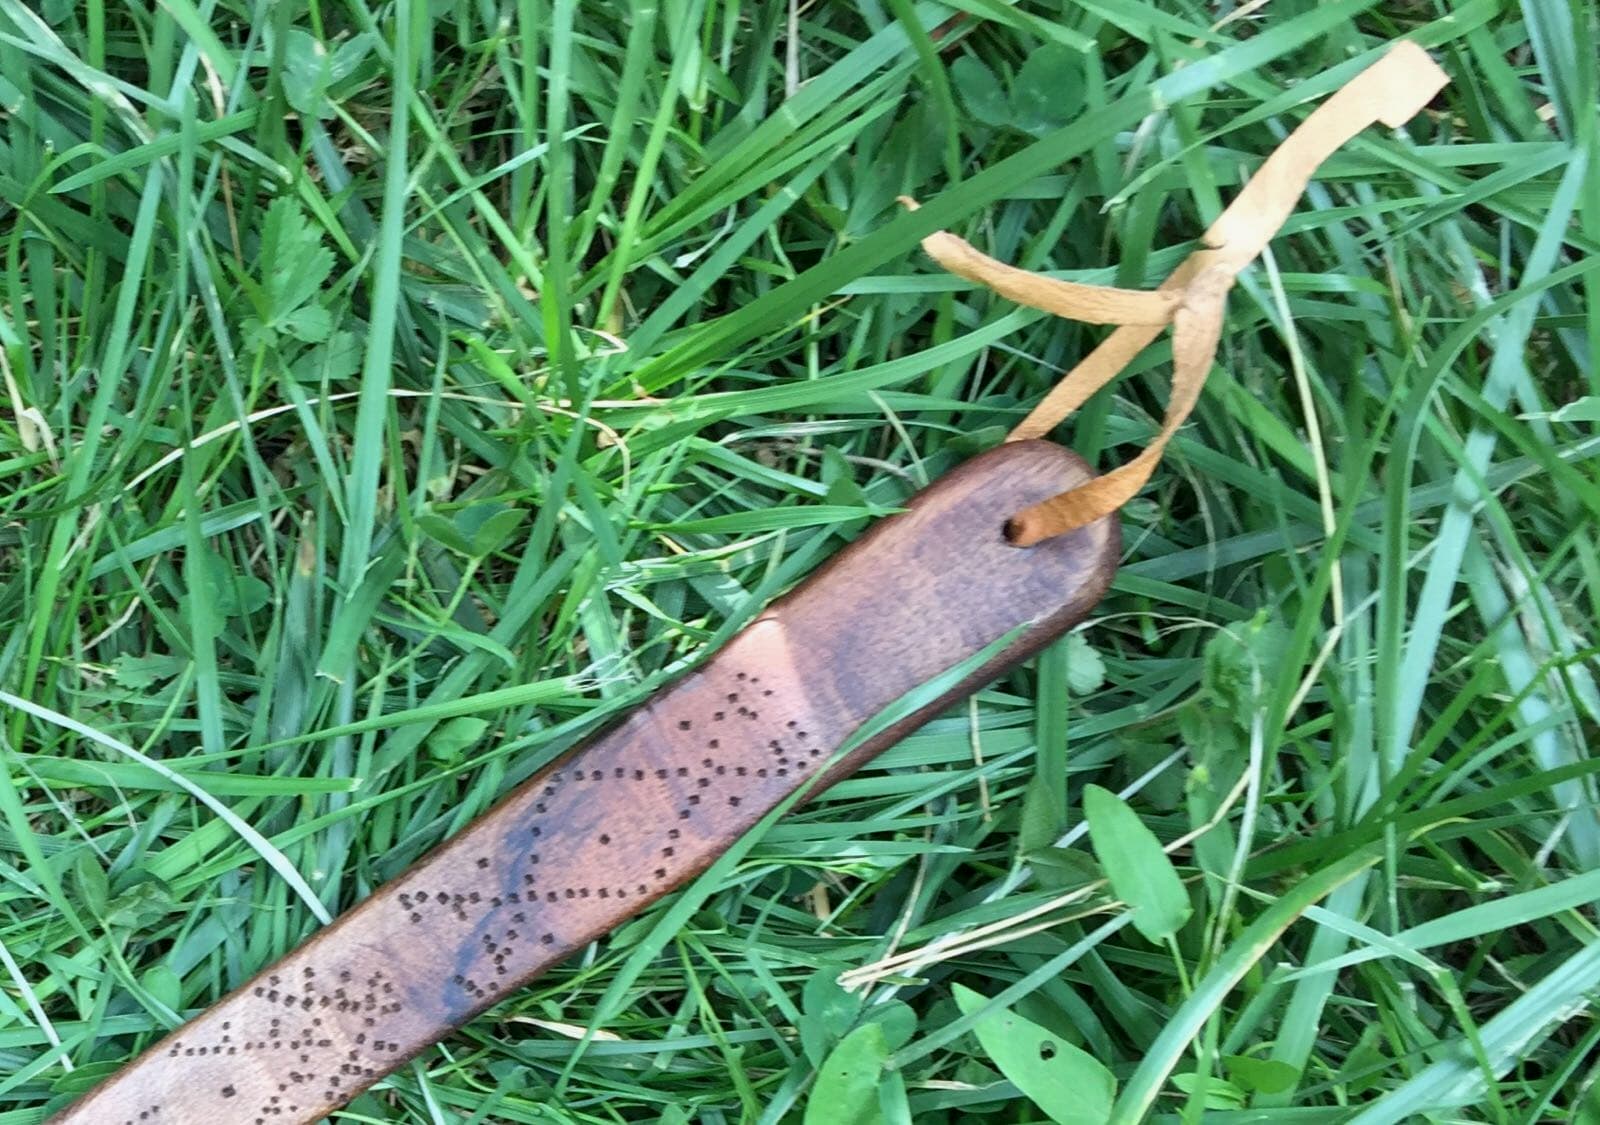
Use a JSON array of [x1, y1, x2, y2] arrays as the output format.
[[951, 56, 1009, 127], [331, 33, 377, 83], [110, 652, 186, 689], [1203, 611, 1291, 716], [428, 717, 489, 764], [257, 197, 335, 328], [1019, 769, 1068, 855], [1028, 845, 1102, 892], [1225, 1055, 1301, 1094], [820, 446, 872, 533], [73, 852, 108, 916], [281, 305, 333, 344], [808, 195, 849, 233], [48, 1059, 125, 1096], [1083, 783, 1193, 943], [105, 877, 178, 930], [281, 29, 335, 118], [416, 512, 473, 555], [141, 963, 182, 1013], [801, 968, 864, 1065], [870, 1001, 917, 1051], [1181, 699, 1245, 882], [290, 331, 362, 384], [181, 547, 271, 620], [467, 507, 526, 556], [1065, 633, 1106, 695], [878, 1068, 911, 1125], [953, 983, 1115, 1125], [414, 501, 526, 558], [1338, 1026, 1389, 1096], [1172, 1071, 1247, 1109], [804, 1021, 887, 1125], [1010, 44, 1085, 136]]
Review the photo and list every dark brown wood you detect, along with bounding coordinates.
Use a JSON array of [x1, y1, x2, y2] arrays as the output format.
[[51, 439, 1117, 1125]]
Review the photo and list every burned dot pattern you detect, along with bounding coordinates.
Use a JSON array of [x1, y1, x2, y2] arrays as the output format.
[[155, 967, 403, 1123], [399, 670, 822, 1005], [85, 666, 827, 1125]]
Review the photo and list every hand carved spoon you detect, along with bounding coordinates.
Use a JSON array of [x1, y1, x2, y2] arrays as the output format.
[[51, 440, 1118, 1125]]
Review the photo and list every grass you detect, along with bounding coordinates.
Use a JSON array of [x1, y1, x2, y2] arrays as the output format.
[[2, 0, 1599, 1121]]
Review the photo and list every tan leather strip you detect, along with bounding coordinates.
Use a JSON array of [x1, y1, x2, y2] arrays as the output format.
[[50, 442, 1117, 1125], [1002, 267, 1231, 540], [897, 197, 1184, 326], [908, 41, 1449, 547]]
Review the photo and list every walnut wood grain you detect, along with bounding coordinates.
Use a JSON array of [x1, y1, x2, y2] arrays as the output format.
[[51, 439, 1118, 1125]]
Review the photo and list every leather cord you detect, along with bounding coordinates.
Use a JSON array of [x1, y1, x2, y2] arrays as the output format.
[[905, 41, 1450, 547]]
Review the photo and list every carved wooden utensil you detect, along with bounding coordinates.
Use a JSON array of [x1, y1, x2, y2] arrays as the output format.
[[52, 439, 1118, 1125]]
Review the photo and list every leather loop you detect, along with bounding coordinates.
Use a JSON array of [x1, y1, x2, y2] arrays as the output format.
[[909, 41, 1449, 547]]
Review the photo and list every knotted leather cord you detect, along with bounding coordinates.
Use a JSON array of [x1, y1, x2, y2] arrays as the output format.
[[906, 41, 1449, 547]]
